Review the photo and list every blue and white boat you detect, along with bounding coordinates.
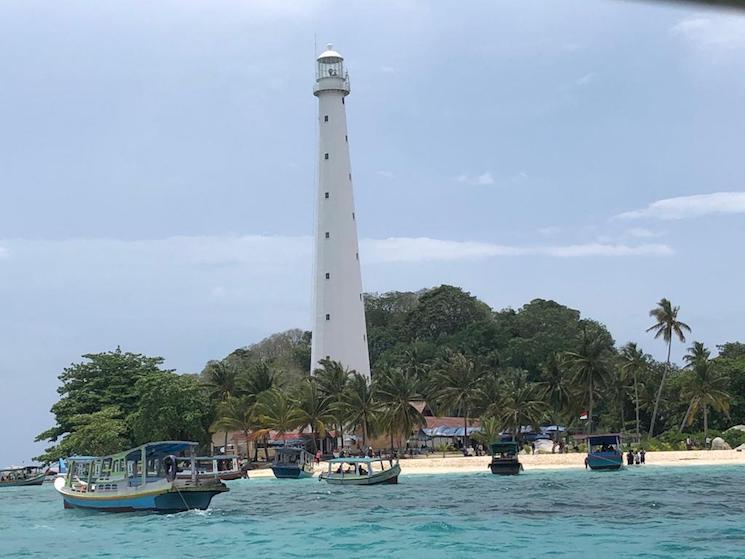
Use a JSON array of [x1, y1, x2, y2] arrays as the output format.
[[54, 441, 229, 512], [586, 434, 623, 471], [271, 447, 315, 479]]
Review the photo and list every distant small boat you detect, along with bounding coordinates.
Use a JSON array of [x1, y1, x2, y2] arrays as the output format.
[[271, 447, 315, 479], [319, 457, 400, 485], [488, 441, 523, 475], [0, 466, 47, 487], [586, 434, 623, 471], [54, 441, 229, 512]]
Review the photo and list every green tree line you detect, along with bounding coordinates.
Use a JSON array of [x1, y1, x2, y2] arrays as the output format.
[[36, 286, 745, 462]]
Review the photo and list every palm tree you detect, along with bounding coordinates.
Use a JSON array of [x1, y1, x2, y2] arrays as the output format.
[[314, 359, 352, 450], [646, 298, 691, 437], [294, 378, 333, 453], [254, 389, 303, 446], [430, 353, 487, 450], [240, 361, 280, 396], [620, 343, 649, 441], [376, 368, 426, 451], [472, 415, 502, 448], [679, 343, 730, 443], [565, 333, 614, 434], [210, 395, 258, 460], [203, 360, 239, 452], [490, 369, 548, 440], [540, 353, 572, 447], [334, 373, 380, 447]]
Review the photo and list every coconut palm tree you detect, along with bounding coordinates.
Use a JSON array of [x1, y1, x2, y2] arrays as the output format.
[[314, 359, 352, 450], [490, 369, 548, 441], [679, 342, 730, 443], [565, 333, 614, 434], [375, 367, 426, 451], [430, 353, 488, 451], [540, 353, 573, 446], [294, 378, 333, 453], [240, 361, 280, 397], [646, 298, 691, 437], [620, 343, 649, 441], [203, 360, 239, 452], [210, 395, 260, 460], [472, 415, 503, 448], [254, 388, 303, 446], [333, 373, 380, 447]]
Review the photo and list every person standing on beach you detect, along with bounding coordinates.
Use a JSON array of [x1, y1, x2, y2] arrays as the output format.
[[634, 451, 641, 465], [640, 449, 646, 464], [626, 449, 634, 466]]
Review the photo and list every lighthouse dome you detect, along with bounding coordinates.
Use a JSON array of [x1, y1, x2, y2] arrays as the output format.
[[317, 43, 343, 63]]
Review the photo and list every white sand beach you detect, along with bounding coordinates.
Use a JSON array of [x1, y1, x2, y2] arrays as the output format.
[[245, 450, 745, 478]]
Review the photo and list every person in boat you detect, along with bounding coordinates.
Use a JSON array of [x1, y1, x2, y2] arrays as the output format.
[[315, 450, 322, 464], [358, 465, 367, 476], [367, 447, 373, 458]]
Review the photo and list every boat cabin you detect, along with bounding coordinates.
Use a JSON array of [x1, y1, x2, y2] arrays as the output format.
[[586, 434, 623, 471]]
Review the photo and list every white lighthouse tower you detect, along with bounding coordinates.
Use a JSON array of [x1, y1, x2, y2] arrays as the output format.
[[310, 44, 371, 379]]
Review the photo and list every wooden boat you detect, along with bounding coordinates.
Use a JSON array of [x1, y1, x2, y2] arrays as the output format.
[[271, 447, 315, 479], [0, 466, 47, 487], [319, 457, 400, 485], [54, 441, 229, 512], [175, 455, 243, 481], [488, 441, 523, 475], [586, 434, 623, 471]]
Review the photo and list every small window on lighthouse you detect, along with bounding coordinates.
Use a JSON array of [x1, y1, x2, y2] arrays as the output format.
[[324, 153, 329, 160], [356, 252, 359, 260], [325, 273, 330, 279], [345, 135, 348, 142], [349, 173, 352, 180], [325, 232, 330, 239], [324, 115, 328, 122], [352, 212, 355, 220], [359, 293, 362, 301], [325, 192, 329, 199], [325, 314, 330, 321]]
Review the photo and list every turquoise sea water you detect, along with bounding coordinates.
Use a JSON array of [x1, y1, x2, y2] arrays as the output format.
[[2, 465, 744, 558]]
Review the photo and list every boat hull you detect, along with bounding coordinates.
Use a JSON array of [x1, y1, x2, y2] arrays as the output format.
[[271, 465, 313, 479], [587, 453, 623, 471], [320, 463, 400, 486], [60, 486, 228, 513], [489, 460, 523, 475], [0, 473, 46, 487]]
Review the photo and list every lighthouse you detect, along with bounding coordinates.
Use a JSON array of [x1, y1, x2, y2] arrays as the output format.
[[310, 44, 371, 379]]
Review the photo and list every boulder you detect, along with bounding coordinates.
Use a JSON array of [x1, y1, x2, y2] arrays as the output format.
[[726, 425, 745, 433], [710, 437, 731, 450], [735, 443, 745, 452]]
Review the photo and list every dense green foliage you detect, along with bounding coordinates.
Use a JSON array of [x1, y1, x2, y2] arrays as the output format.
[[38, 286, 745, 462], [35, 349, 212, 462]]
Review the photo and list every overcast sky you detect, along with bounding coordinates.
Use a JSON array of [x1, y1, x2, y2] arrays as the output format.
[[1, 0, 744, 466]]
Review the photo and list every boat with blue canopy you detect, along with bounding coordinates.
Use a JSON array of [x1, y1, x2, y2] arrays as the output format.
[[54, 441, 229, 512], [586, 434, 623, 471], [319, 456, 400, 485], [271, 447, 315, 479]]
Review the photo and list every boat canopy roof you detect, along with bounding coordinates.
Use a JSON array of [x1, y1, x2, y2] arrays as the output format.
[[326, 457, 384, 464], [69, 441, 199, 463], [587, 434, 622, 445], [490, 441, 519, 453], [0, 465, 44, 472]]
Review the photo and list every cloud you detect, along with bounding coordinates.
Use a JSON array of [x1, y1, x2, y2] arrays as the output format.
[[670, 15, 745, 52], [376, 170, 394, 179], [616, 192, 745, 220], [380, 66, 396, 73], [625, 227, 661, 239], [0, 246, 8, 258], [361, 237, 672, 263], [576, 73, 594, 86], [456, 172, 495, 186]]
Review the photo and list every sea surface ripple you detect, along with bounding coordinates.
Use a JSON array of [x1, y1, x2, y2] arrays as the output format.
[[1, 465, 744, 558]]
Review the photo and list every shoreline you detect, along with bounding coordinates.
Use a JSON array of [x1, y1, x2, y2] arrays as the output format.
[[245, 449, 745, 478]]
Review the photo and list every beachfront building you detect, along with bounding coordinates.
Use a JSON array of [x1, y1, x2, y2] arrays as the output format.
[[310, 44, 371, 379]]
